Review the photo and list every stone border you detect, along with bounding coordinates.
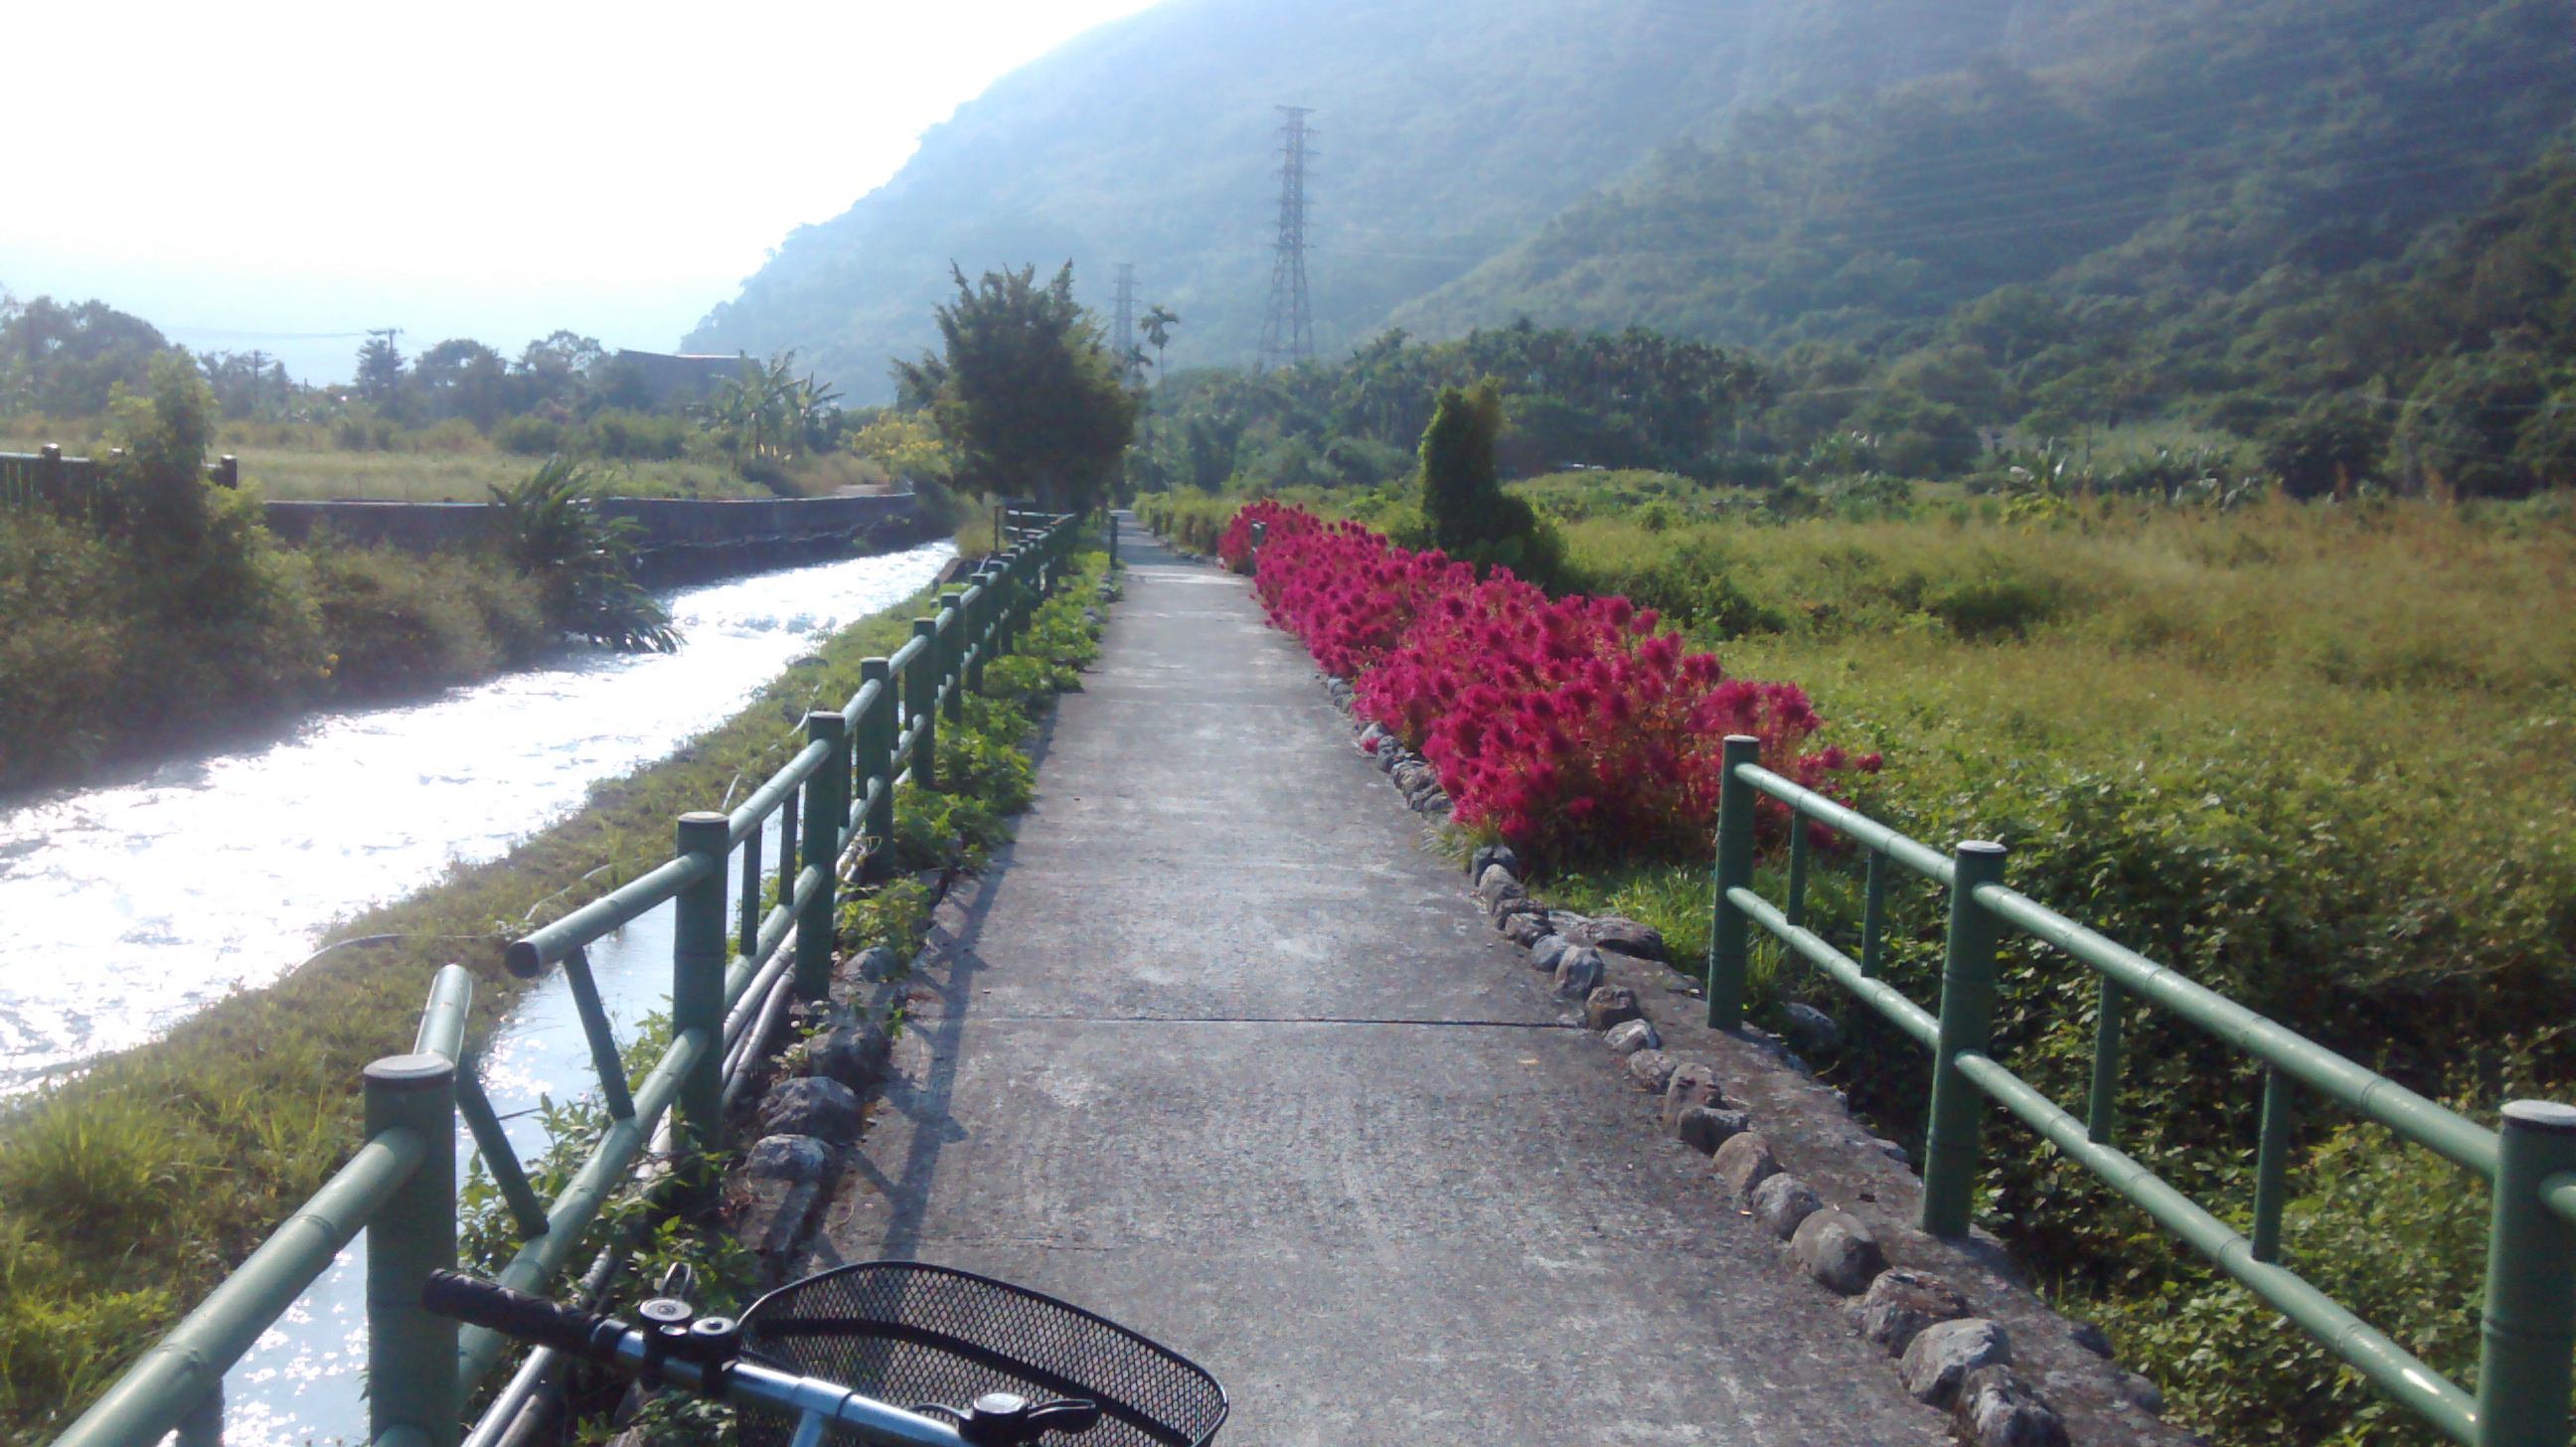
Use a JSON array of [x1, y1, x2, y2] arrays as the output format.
[[716, 565, 1128, 1289], [1321, 670, 2197, 1447]]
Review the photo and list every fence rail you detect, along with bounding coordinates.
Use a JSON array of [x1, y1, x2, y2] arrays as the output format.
[[50, 514, 1086, 1447], [1705, 734, 2576, 1447]]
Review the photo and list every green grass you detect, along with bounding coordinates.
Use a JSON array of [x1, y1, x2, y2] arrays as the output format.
[[1558, 496, 2576, 1447]]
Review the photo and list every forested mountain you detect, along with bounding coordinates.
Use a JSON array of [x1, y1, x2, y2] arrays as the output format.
[[685, 0, 2042, 402], [1394, 0, 2576, 446]]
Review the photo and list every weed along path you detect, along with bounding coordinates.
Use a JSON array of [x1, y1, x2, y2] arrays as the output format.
[[808, 527, 1942, 1444]]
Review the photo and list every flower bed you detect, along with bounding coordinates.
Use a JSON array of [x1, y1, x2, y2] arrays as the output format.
[[1229, 503, 1873, 862]]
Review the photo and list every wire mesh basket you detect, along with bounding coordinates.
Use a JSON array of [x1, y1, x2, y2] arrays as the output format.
[[735, 1261, 1227, 1447]]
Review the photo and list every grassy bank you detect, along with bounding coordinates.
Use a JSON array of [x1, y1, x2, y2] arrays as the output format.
[[1144, 485, 2576, 1445], [0, 539, 1110, 1444], [1558, 498, 2576, 1445]]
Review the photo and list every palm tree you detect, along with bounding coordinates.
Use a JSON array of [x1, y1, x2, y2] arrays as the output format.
[[1139, 305, 1180, 385]]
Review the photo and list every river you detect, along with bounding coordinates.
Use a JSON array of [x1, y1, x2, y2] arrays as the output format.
[[0, 541, 953, 1445]]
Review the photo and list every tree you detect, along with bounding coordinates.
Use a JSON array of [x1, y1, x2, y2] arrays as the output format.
[[0, 297, 172, 416], [1139, 304, 1180, 383], [355, 329, 406, 404], [414, 339, 510, 430], [1418, 378, 1562, 580], [893, 263, 1139, 512], [2262, 394, 2390, 498]]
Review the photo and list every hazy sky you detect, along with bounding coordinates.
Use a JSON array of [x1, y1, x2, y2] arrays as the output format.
[[5, 0, 1165, 382]]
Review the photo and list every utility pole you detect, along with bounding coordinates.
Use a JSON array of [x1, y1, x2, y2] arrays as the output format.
[[1257, 105, 1316, 371], [1112, 263, 1137, 361]]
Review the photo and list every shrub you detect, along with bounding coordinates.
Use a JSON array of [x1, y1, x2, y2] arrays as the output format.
[[1237, 504, 1872, 863], [493, 413, 564, 455]]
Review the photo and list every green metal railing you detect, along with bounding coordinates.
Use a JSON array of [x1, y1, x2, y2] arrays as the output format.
[[51, 515, 1085, 1447], [1705, 733, 2576, 1447]]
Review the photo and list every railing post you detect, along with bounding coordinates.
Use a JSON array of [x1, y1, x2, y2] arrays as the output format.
[[364, 1051, 457, 1447], [175, 1381, 223, 1447], [1785, 807, 1811, 930], [859, 659, 895, 883], [1858, 850, 1889, 978], [1707, 734, 1759, 1030], [1920, 840, 2007, 1239], [1109, 513, 1119, 570], [2087, 977, 2126, 1145], [737, 808, 764, 959], [796, 712, 847, 1002], [939, 590, 965, 724], [965, 569, 995, 698], [908, 616, 940, 790], [673, 811, 728, 1155], [2251, 1066, 2296, 1264], [2477, 1100, 2576, 1447]]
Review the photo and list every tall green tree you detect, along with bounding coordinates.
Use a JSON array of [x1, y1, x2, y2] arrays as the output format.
[[893, 263, 1139, 512], [1418, 378, 1561, 580]]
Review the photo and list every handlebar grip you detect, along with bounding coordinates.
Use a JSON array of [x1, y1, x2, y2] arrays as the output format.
[[422, 1270, 627, 1364]]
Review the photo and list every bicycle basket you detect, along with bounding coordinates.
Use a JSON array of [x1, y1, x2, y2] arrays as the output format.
[[734, 1261, 1226, 1447]]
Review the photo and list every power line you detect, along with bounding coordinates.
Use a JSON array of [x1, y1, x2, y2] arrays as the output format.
[[1258, 104, 1317, 371]]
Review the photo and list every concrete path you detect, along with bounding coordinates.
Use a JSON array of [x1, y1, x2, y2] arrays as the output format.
[[816, 527, 1946, 1445]]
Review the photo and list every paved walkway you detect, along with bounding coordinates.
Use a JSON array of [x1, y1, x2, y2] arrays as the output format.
[[817, 527, 1945, 1445]]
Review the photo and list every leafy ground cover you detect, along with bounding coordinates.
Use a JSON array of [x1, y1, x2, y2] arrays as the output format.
[[0, 542, 1111, 1445], [1160, 485, 2576, 1446]]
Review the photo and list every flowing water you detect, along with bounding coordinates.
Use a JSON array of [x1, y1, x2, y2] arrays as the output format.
[[0, 541, 953, 1444]]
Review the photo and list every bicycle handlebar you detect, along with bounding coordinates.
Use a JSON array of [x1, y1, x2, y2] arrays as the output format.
[[423, 1271, 626, 1365], [424, 1270, 968, 1446]]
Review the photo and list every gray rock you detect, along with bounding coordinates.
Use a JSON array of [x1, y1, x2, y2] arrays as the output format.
[[805, 1018, 892, 1091], [1479, 867, 1528, 910], [1494, 895, 1545, 929], [1394, 761, 1438, 796], [1551, 946, 1604, 999], [1874, 1138, 1913, 1168], [1959, 1366, 2069, 1447], [1358, 723, 1387, 750], [1572, 914, 1667, 961], [1499, 909, 1550, 946], [1417, 791, 1451, 816], [852, 944, 900, 982], [1712, 1131, 1780, 1198], [742, 1133, 835, 1184], [757, 1076, 864, 1146], [2068, 1320, 2114, 1359], [1860, 1268, 1972, 1355], [1470, 844, 1521, 881], [1900, 1319, 2012, 1408], [1584, 985, 1643, 1032], [1625, 1048, 1680, 1092], [1752, 1173, 1824, 1238], [1603, 1019, 1661, 1055], [2118, 1371, 2164, 1413], [1779, 1001, 1841, 1054], [1791, 1207, 1887, 1295], [1677, 1105, 1751, 1154], [731, 1135, 834, 1266], [1530, 934, 1572, 973], [1661, 1060, 1731, 1127]]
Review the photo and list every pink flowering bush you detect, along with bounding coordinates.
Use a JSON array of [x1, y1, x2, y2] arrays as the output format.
[[1243, 505, 1877, 862], [1216, 500, 1321, 574]]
